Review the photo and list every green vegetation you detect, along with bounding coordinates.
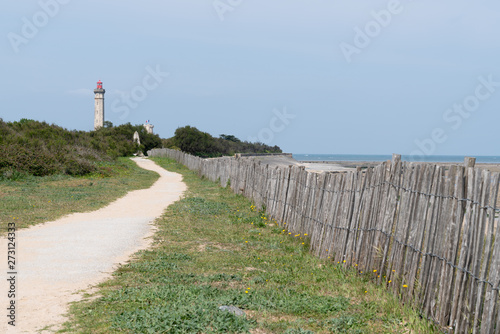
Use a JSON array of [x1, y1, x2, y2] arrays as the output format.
[[0, 119, 162, 177], [163, 125, 282, 157], [62, 158, 439, 334], [0, 158, 159, 235]]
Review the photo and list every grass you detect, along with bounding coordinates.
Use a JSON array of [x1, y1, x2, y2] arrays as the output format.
[[0, 158, 159, 235], [61, 157, 440, 333]]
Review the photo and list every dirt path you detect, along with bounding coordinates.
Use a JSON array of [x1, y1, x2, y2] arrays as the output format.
[[0, 158, 186, 333]]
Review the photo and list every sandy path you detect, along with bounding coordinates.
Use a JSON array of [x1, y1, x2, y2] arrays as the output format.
[[0, 158, 186, 333]]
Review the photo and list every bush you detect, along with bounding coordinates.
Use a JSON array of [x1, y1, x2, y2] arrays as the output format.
[[0, 119, 163, 177]]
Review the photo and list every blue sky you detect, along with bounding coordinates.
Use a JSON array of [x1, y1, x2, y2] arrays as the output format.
[[1, 1, 499, 156]]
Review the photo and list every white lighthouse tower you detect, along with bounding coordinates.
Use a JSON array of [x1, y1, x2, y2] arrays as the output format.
[[94, 80, 105, 130]]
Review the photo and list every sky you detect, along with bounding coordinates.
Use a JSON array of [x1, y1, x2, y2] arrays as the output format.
[[1, 1, 499, 157]]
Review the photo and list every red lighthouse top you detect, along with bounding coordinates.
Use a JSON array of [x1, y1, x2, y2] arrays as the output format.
[[97, 80, 103, 89]]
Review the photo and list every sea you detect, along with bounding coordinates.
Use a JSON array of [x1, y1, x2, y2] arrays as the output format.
[[293, 154, 500, 164]]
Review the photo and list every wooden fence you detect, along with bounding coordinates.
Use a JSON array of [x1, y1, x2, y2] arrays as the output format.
[[148, 148, 500, 333]]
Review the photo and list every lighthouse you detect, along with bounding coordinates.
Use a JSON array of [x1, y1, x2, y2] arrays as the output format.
[[94, 80, 105, 130]]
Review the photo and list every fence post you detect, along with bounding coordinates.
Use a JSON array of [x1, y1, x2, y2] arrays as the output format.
[[464, 157, 476, 168]]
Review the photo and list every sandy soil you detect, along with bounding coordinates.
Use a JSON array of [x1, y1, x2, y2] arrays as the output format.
[[0, 158, 186, 333]]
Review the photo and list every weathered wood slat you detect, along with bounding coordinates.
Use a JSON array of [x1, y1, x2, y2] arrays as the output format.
[[378, 156, 402, 283], [318, 173, 340, 259], [433, 166, 464, 325], [418, 165, 443, 317], [480, 173, 500, 334], [351, 167, 372, 269], [346, 167, 369, 266], [335, 172, 356, 264], [427, 165, 454, 321], [309, 172, 327, 253], [398, 163, 421, 299], [404, 164, 434, 303], [467, 170, 491, 333], [388, 162, 415, 293], [367, 164, 386, 277], [450, 167, 479, 332], [325, 173, 346, 261], [472, 172, 498, 333]]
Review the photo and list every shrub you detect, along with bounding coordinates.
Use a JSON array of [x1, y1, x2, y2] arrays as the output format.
[[0, 120, 163, 177]]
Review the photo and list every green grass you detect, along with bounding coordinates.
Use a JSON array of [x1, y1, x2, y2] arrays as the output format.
[[61, 157, 440, 333], [0, 158, 159, 235]]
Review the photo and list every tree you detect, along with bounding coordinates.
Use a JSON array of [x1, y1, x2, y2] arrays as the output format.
[[219, 134, 241, 142], [169, 125, 282, 157], [103, 121, 113, 128], [173, 126, 220, 157]]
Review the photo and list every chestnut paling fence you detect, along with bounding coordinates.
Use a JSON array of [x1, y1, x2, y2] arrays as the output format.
[[149, 148, 500, 333]]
